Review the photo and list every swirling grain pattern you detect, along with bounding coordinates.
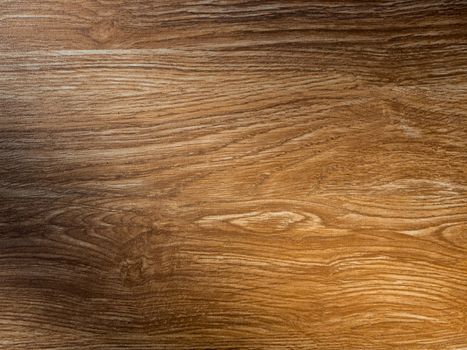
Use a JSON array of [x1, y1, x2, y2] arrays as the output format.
[[0, 1, 466, 349]]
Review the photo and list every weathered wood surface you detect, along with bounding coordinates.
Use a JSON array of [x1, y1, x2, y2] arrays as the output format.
[[1, 1, 466, 349]]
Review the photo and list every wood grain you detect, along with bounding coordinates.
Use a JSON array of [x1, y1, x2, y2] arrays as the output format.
[[1, 1, 467, 349]]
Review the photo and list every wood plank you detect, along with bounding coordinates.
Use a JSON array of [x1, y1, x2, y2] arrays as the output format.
[[0, 1, 466, 349]]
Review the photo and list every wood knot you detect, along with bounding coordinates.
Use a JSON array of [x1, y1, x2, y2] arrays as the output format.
[[88, 19, 121, 44], [117, 229, 176, 287]]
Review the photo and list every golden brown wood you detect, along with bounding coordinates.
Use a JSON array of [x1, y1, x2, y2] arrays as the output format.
[[1, 1, 467, 349]]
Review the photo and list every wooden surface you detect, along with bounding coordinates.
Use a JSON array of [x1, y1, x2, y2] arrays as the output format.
[[1, 1, 467, 349]]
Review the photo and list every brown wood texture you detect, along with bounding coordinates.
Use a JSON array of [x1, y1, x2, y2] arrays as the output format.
[[1, 1, 467, 349]]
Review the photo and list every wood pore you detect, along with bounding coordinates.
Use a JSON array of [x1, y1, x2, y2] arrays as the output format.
[[1, 1, 467, 349]]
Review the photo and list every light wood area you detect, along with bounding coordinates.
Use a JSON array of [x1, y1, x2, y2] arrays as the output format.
[[1, 1, 466, 349]]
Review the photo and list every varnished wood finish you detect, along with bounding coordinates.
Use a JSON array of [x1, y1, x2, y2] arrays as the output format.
[[1, 1, 467, 349]]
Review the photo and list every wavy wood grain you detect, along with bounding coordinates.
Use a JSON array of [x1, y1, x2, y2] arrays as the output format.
[[1, 1, 467, 349]]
